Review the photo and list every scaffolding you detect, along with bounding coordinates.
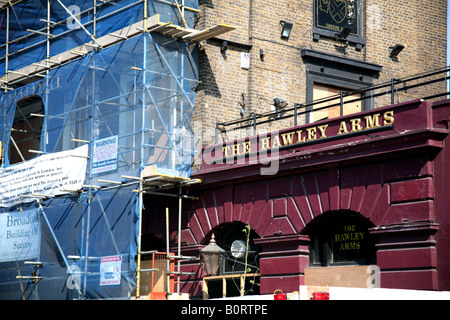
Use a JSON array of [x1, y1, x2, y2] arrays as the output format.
[[0, 0, 234, 299]]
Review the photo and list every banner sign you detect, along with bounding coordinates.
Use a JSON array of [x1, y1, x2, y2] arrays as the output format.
[[100, 255, 122, 286], [0, 209, 40, 262], [315, 0, 359, 35], [0, 145, 88, 208], [92, 135, 118, 174]]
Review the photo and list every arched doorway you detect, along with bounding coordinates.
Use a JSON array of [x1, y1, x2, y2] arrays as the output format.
[[302, 211, 377, 267], [202, 222, 262, 298]]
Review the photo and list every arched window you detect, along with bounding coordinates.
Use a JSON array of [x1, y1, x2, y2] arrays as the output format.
[[304, 211, 377, 267], [9, 95, 45, 165], [214, 222, 261, 275]]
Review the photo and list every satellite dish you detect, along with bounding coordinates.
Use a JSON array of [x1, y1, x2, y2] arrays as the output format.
[[231, 240, 246, 259]]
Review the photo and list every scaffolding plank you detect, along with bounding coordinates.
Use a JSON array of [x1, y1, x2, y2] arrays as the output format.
[[141, 165, 189, 186], [0, 15, 161, 84], [147, 17, 236, 42], [168, 29, 192, 38], [0, 0, 25, 9], [183, 24, 237, 42], [1, 14, 235, 84], [160, 26, 191, 37]]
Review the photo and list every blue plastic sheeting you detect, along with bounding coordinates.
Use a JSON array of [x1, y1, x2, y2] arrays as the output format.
[[0, 80, 47, 167], [1, 33, 198, 178], [0, 2, 198, 298], [0, 0, 198, 75], [0, 0, 141, 73], [0, 185, 139, 300], [148, 0, 197, 29]]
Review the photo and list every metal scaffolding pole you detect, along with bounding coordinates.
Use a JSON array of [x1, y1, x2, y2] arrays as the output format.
[[55, 0, 101, 48], [165, 207, 170, 295], [135, 20, 148, 298], [177, 185, 182, 294], [0, 0, 219, 300], [33, 198, 83, 297]]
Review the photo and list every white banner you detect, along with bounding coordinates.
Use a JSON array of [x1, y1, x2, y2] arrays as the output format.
[[0, 209, 40, 262], [0, 145, 88, 207]]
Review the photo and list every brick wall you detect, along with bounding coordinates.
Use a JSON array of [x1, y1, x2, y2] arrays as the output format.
[[193, 0, 447, 147]]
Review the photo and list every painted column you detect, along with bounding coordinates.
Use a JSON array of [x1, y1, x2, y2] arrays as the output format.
[[370, 223, 439, 290], [254, 234, 310, 294]]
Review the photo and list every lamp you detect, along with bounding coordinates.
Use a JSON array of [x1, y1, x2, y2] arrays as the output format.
[[220, 41, 228, 52], [271, 97, 288, 119], [273, 97, 288, 109], [259, 48, 265, 61], [279, 21, 293, 40], [200, 234, 225, 276], [337, 26, 351, 40], [390, 44, 405, 57]]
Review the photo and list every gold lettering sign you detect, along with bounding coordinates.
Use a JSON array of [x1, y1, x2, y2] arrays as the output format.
[[331, 223, 371, 263], [334, 224, 365, 251], [221, 110, 395, 158]]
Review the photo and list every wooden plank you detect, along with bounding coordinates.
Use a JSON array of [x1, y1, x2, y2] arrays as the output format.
[[1, 15, 162, 84], [168, 29, 192, 38], [202, 273, 260, 299], [141, 164, 189, 184], [222, 277, 226, 298], [203, 278, 209, 299], [184, 24, 236, 42], [304, 265, 379, 288], [2, 14, 236, 84]]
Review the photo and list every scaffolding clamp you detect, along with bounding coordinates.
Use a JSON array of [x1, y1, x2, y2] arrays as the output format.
[[16, 275, 42, 284], [24, 261, 43, 267]]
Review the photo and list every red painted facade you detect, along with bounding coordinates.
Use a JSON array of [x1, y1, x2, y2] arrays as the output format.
[[143, 98, 450, 297]]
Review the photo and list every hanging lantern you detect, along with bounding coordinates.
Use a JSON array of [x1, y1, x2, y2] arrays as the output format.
[[200, 234, 225, 276]]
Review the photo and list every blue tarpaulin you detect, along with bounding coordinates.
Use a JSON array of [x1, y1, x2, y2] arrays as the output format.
[[0, 0, 198, 299]]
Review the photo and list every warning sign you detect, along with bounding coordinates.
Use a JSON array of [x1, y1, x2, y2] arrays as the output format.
[[100, 255, 122, 286], [92, 135, 118, 174]]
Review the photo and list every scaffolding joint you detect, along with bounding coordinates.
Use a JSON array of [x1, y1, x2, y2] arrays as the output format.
[[16, 275, 42, 284]]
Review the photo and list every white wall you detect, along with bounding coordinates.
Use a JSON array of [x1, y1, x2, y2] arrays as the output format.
[[299, 286, 450, 300]]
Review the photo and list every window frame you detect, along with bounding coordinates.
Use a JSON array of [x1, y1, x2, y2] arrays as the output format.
[[8, 95, 45, 165], [215, 223, 261, 276], [307, 212, 377, 267], [301, 49, 382, 123], [310, 82, 364, 122]]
